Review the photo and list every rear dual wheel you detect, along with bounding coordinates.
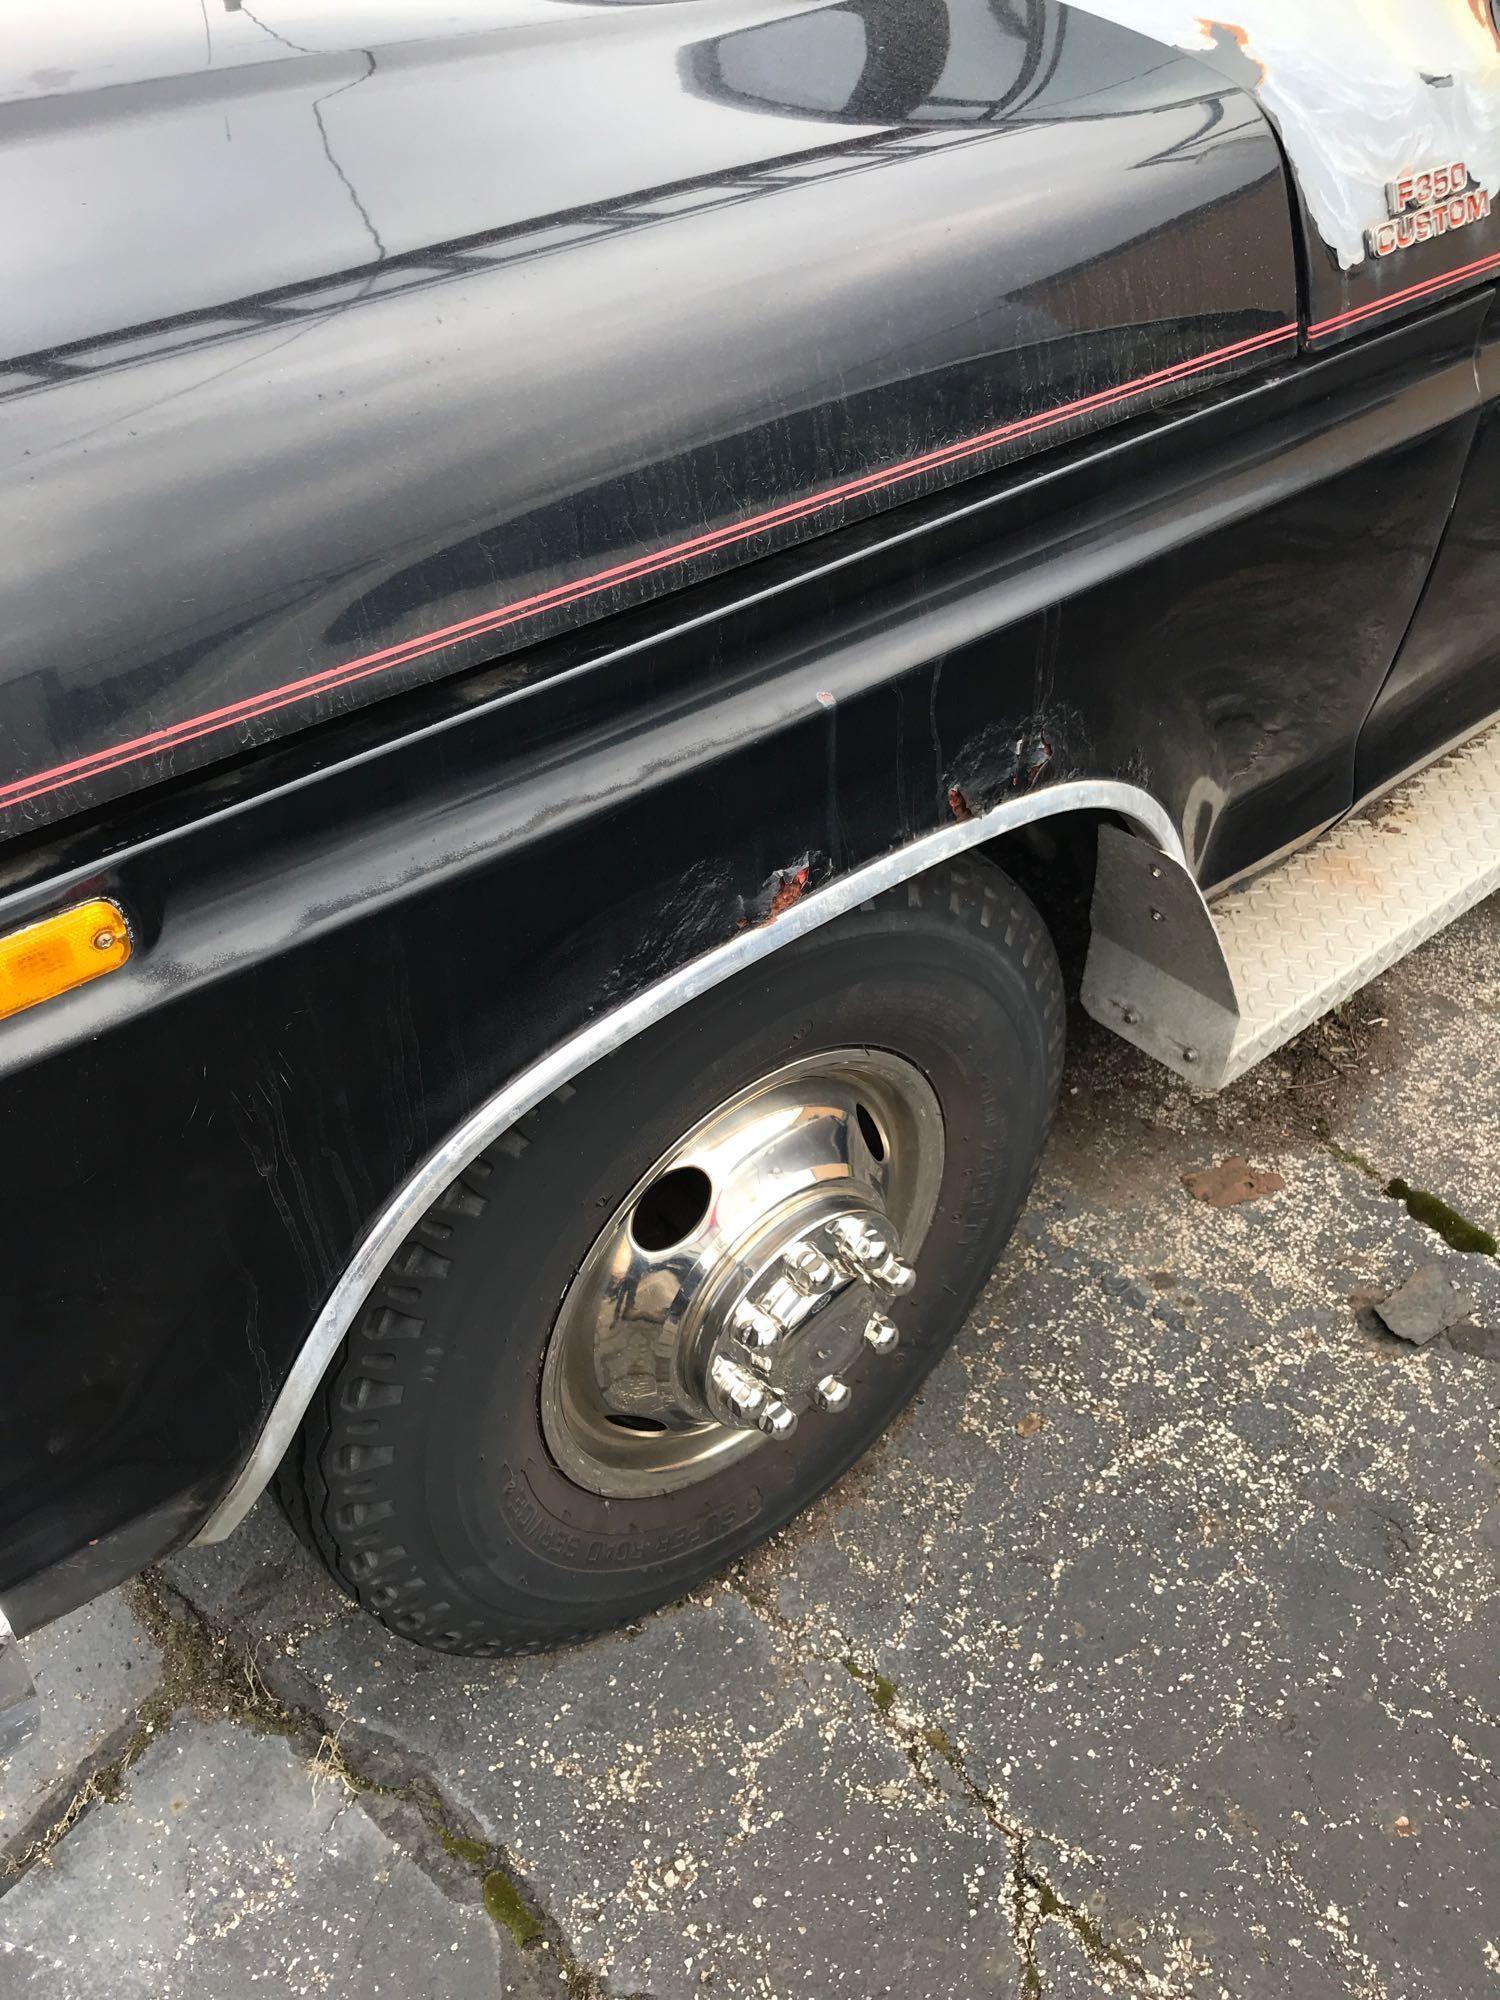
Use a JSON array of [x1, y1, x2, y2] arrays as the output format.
[[282, 856, 1064, 1654]]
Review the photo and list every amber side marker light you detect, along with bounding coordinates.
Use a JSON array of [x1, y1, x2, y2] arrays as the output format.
[[0, 899, 132, 1023]]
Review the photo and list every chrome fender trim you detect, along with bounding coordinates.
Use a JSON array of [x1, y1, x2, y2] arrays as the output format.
[[0, 1603, 40, 1753], [193, 778, 1184, 1544]]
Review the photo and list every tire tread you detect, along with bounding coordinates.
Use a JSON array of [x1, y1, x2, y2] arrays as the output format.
[[279, 855, 1064, 1654]]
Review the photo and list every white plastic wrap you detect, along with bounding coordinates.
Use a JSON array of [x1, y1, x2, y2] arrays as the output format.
[[1080, 1, 1500, 270]]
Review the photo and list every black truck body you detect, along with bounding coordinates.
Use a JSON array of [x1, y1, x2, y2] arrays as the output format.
[[0, 0, 1496, 1650]]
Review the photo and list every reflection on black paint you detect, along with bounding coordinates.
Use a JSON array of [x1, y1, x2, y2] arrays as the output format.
[[686, 0, 1072, 127], [1, 0, 1296, 836], [239, 4, 387, 261]]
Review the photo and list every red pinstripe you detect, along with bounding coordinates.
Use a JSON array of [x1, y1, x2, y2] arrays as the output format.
[[0, 323, 1297, 814], [1308, 247, 1500, 338]]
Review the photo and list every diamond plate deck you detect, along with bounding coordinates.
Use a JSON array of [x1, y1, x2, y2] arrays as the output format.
[[1215, 720, 1500, 1084], [1083, 718, 1500, 1090]]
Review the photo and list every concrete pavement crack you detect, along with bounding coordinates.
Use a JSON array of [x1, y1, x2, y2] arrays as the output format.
[[0, 1711, 152, 1888], [910, 1720, 1165, 1996], [0, 1569, 269, 1887], [725, 1572, 1171, 1996], [3, 1572, 608, 1996]]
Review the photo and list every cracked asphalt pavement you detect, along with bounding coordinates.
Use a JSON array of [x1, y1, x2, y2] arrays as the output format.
[[3, 895, 1499, 1999]]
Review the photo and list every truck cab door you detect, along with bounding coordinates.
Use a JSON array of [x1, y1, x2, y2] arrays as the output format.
[[1079, 0, 1500, 822], [1189, 0, 1500, 814], [1356, 288, 1500, 797]]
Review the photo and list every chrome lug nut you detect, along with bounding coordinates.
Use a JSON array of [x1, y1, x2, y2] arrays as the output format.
[[710, 1355, 768, 1422], [758, 1398, 799, 1440], [783, 1241, 836, 1295], [830, 1215, 883, 1262], [830, 1217, 916, 1299], [863, 1311, 899, 1356], [711, 1356, 798, 1439], [868, 1248, 916, 1298], [732, 1299, 785, 1350], [814, 1375, 851, 1413]]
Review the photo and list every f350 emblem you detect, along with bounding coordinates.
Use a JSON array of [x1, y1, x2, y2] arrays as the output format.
[[1367, 161, 1491, 259]]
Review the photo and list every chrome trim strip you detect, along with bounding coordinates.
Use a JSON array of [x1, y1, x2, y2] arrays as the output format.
[[0, 1600, 40, 1753], [194, 778, 1182, 1543]]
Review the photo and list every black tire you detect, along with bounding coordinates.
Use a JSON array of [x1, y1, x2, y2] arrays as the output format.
[[280, 856, 1064, 1654]]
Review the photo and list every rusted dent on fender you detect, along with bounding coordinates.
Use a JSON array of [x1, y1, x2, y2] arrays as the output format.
[[604, 855, 830, 1013], [763, 865, 813, 921], [744, 853, 826, 928], [945, 723, 1057, 822]]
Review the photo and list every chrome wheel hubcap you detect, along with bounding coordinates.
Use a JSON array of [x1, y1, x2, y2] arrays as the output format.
[[539, 1050, 944, 1497]]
